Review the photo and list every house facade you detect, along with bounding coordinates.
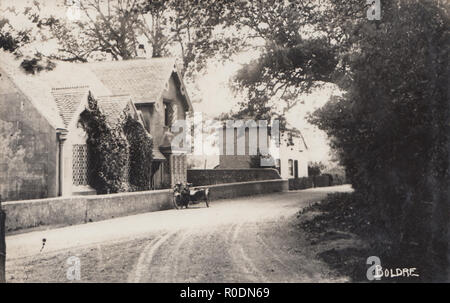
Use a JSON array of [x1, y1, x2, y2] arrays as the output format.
[[218, 124, 271, 169], [0, 52, 192, 201], [278, 131, 309, 179], [217, 124, 309, 179]]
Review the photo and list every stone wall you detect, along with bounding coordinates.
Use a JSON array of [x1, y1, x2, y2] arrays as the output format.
[[0, 69, 58, 201], [288, 177, 314, 190], [3, 189, 173, 232], [2, 179, 288, 233], [288, 175, 347, 190], [187, 168, 281, 186], [207, 179, 288, 201], [218, 155, 253, 169]]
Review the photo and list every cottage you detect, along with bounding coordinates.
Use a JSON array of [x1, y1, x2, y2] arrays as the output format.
[[278, 130, 309, 179], [0, 52, 193, 201], [217, 124, 309, 179]]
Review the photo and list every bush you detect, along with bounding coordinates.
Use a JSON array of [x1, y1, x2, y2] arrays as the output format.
[[308, 162, 325, 177], [298, 192, 409, 282], [328, 174, 346, 186], [309, 1, 449, 281]]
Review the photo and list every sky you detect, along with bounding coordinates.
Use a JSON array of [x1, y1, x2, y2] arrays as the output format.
[[1, 0, 338, 164], [192, 56, 338, 164]]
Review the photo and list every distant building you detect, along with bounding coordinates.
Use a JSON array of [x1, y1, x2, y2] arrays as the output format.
[[278, 130, 309, 179], [217, 123, 309, 179], [0, 52, 192, 201], [217, 123, 272, 169]]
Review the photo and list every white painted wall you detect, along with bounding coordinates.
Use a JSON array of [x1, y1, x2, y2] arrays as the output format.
[[278, 134, 308, 179]]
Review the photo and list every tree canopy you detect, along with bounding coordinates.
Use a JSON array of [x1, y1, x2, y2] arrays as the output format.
[[219, 0, 449, 281]]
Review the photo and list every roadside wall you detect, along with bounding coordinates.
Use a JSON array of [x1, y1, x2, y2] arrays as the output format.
[[207, 179, 288, 200], [288, 175, 347, 190], [2, 179, 288, 233], [187, 168, 281, 186]]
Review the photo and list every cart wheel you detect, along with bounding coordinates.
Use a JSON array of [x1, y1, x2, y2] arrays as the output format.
[[205, 189, 210, 208]]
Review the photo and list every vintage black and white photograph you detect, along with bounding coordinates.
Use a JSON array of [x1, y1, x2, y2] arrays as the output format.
[[0, 0, 448, 287]]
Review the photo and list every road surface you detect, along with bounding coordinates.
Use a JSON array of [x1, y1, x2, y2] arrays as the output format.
[[6, 185, 352, 282]]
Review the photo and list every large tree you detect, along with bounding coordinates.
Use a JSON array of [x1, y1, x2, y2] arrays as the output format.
[[46, 0, 243, 75], [2, 1, 246, 76], [0, 4, 58, 73], [222, 0, 449, 281], [310, 0, 449, 281]]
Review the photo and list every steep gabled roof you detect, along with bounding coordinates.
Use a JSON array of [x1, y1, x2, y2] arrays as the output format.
[[51, 86, 90, 127], [96, 94, 135, 127], [85, 58, 192, 110], [0, 51, 192, 130], [0, 51, 110, 129]]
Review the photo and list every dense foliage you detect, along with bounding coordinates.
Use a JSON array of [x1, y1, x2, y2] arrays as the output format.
[[44, 0, 242, 75], [0, 7, 56, 73], [308, 162, 325, 177], [217, 0, 449, 281], [19, 55, 56, 75], [309, 1, 449, 281], [2, 0, 448, 280], [79, 93, 129, 194], [124, 114, 154, 191], [0, 32, 19, 52]]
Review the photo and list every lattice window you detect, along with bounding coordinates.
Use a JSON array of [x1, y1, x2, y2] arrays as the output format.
[[170, 154, 187, 186], [72, 144, 89, 186]]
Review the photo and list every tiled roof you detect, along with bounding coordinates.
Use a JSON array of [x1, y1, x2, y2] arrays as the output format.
[[0, 51, 191, 130], [96, 95, 134, 127], [0, 51, 110, 129], [51, 86, 89, 127], [86, 58, 177, 104]]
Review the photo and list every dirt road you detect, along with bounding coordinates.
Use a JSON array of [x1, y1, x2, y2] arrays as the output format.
[[6, 185, 352, 282]]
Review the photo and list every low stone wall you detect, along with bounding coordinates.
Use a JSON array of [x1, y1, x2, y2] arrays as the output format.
[[3, 196, 89, 232], [289, 177, 314, 190], [2, 179, 287, 233], [85, 190, 172, 223], [3, 189, 172, 233], [288, 175, 346, 190], [207, 179, 288, 201], [187, 168, 281, 186]]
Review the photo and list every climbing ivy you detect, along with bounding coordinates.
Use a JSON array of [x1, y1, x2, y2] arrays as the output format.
[[123, 114, 154, 191], [78, 92, 129, 194]]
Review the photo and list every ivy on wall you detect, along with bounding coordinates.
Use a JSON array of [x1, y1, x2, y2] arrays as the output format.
[[124, 114, 154, 191], [79, 92, 129, 194]]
